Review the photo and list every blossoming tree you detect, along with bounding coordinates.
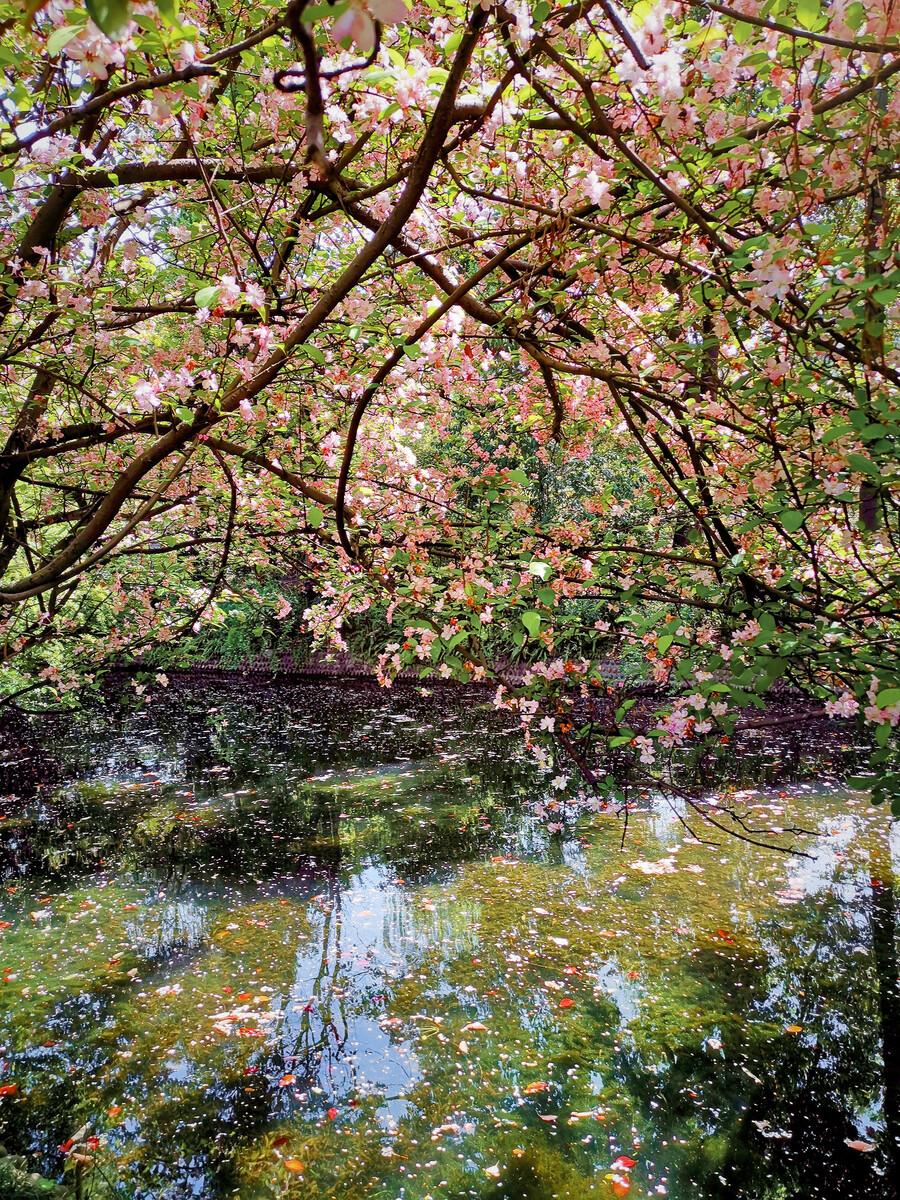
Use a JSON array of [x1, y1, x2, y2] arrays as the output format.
[[1, 0, 898, 810]]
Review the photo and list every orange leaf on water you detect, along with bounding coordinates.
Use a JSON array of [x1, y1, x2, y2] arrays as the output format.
[[612, 1155, 636, 1170], [279, 1074, 296, 1087], [283, 1159, 305, 1173], [559, 997, 575, 1009]]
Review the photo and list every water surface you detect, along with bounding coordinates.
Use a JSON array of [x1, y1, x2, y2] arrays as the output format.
[[0, 681, 895, 1200]]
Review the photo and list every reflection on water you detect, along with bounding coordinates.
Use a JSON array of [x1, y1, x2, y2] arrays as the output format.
[[0, 681, 896, 1200]]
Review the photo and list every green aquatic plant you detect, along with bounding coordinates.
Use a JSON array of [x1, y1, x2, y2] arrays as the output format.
[[0, 1147, 69, 1199]]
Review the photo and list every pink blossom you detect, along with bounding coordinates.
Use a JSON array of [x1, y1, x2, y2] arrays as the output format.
[[634, 736, 655, 764], [134, 380, 161, 412], [734, 620, 761, 644], [369, 0, 408, 22], [651, 48, 684, 100], [584, 172, 612, 209], [19, 280, 49, 299], [29, 135, 75, 166], [218, 276, 242, 306], [824, 692, 859, 719], [63, 24, 128, 80], [332, 7, 376, 53], [244, 281, 266, 309]]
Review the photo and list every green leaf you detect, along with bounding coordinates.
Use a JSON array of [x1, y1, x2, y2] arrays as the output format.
[[46, 24, 83, 55], [876, 688, 900, 707], [822, 423, 853, 444], [780, 509, 806, 533], [156, 0, 178, 22], [804, 286, 838, 320], [537, 587, 556, 607], [521, 610, 542, 637], [656, 634, 674, 653], [303, 0, 349, 20], [299, 344, 325, 365], [506, 468, 529, 485], [194, 285, 221, 309], [876, 722, 892, 747], [86, 0, 131, 37], [732, 18, 754, 42], [847, 775, 874, 791], [307, 506, 324, 529], [527, 561, 552, 581], [764, 657, 788, 680], [845, 453, 880, 478], [795, 0, 820, 27], [861, 423, 889, 441]]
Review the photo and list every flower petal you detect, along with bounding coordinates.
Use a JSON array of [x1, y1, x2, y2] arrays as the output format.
[[369, 0, 409, 24], [332, 8, 376, 52]]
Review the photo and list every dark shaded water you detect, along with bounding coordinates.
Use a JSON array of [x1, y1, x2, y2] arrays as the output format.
[[0, 681, 895, 1199]]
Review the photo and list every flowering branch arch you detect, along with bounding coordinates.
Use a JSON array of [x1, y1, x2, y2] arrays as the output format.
[[0, 0, 898, 813]]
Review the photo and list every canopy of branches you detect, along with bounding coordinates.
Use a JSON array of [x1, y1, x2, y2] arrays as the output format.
[[1, 0, 898, 801]]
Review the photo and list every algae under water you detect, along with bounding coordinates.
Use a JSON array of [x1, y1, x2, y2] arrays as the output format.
[[0, 680, 895, 1200]]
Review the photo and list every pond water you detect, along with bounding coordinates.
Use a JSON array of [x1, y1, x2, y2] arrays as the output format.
[[0, 681, 896, 1200]]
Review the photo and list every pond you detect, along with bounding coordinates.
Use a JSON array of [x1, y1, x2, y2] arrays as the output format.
[[0, 680, 895, 1200]]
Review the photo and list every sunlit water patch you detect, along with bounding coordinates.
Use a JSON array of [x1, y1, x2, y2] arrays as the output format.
[[0, 682, 896, 1200]]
